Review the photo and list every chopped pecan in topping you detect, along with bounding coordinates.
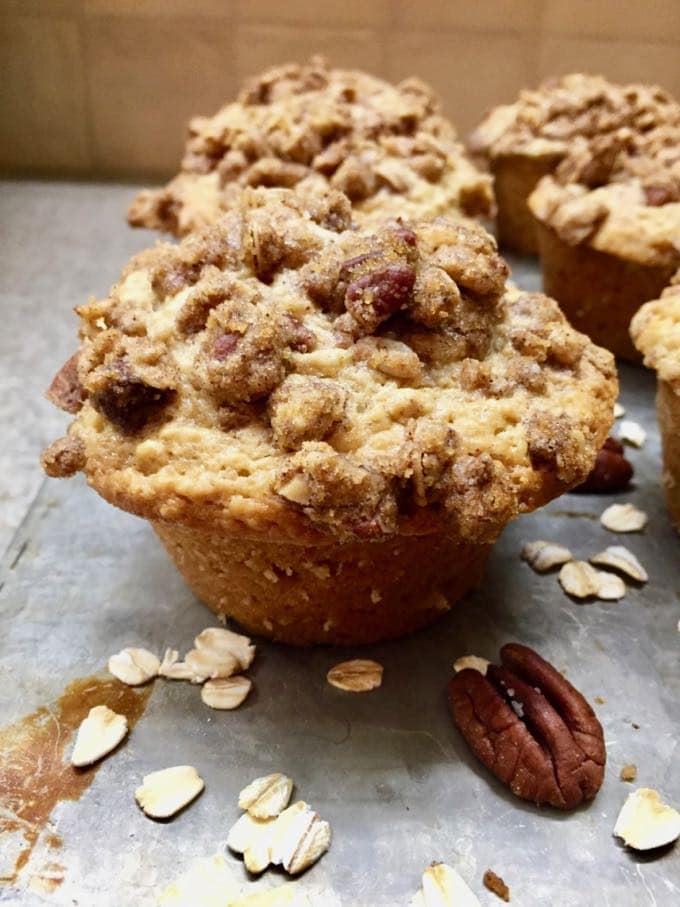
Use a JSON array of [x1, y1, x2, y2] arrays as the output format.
[[281, 313, 316, 352], [80, 331, 176, 432], [91, 365, 175, 433], [448, 643, 605, 809], [345, 262, 416, 331], [46, 352, 84, 414], [643, 184, 674, 206], [213, 332, 241, 360]]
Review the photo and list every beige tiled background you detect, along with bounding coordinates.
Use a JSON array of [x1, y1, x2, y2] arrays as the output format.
[[2, 0, 679, 179]]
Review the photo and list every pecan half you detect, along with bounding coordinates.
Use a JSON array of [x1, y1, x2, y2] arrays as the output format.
[[572, 436, 633, 494], [448, 643, 605, 810]]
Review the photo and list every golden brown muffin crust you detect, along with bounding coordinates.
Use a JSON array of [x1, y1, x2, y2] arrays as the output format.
[[630, 269, 680, 391], [128, 57, 493, 236], [45, 187, 616, 545]]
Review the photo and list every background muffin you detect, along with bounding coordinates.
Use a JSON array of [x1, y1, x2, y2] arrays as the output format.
[[128, 57, 493, 238], [44, 187, 616, 645], [470, 74, 680, 254], [631, 271, 680, 528], [529, 124, 680, 360]]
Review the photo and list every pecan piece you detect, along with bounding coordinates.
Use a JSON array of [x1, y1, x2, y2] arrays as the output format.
[[46, 352, 84, 414], [572, 437, 633, 494], [448, 643, 605, 810], [92, 372, 175, 433], [644, 184, 674, 207], [345, 263, 415, 332]]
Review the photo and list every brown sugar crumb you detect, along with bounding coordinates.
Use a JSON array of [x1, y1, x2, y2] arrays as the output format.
[[483, 869, 510, 902], [40, 436, 86, 478], [620, 763, 638, 782], [594, 695, 606, 704]]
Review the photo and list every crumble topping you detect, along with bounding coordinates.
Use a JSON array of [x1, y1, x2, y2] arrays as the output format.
[[470, 73, 680, 160], [128, 57, 492, 237], [528, 123, 680, 265], [43, 187, 616, 543]]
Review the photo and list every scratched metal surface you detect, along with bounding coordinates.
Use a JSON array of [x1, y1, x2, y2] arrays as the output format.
[[1, 184, 679, 906]]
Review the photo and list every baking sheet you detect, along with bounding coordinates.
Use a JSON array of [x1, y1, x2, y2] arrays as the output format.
[[1, 249, 679, 905]]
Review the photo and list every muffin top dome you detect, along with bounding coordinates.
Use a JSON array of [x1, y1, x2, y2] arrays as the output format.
[[128, 57, 493, 237], [528, 123, 680, 266], [470, 73, 680, 160], [44, 187, 615, 544], [631, 269, 680, 389]]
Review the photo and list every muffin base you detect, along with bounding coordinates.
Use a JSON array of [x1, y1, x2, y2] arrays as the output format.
[[657, 379, 680, 530], [492, 152, 563, 255], [537, 222, 677, 362], [152, 521, 490, 645]]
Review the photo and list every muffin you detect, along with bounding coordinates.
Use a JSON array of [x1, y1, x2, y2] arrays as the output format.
[[128, 57, 493, 237], [630, 270, 680, 528], [529, 124, 680, 361], [469, 74, 680, 254], [43, 187, 616, 645]]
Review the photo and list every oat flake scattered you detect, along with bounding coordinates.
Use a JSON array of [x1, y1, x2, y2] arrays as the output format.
[[453, 655, 489, 675], [596, 571, 626, 601], [135, 765, 204, 819], [618, 420, 646, 448], [71, 705, 128, 767], [590, 546, 648, 583], [411, 862, 481, 906], [201, 676, 252, 710], [108, 647, 160, 686], [600, 503, 648, 533], [559, 561, 601, 599], [614, 788, 680, 850], [326, 659, 383, 692], [521, 539, 573, 573], [239, 773, 294, 819]]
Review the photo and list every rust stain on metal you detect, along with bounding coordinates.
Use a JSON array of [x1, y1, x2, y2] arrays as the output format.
[[0, 674, 152, 885]]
